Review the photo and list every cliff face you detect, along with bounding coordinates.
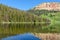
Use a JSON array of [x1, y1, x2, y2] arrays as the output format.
[[34, 2, 60, 11]]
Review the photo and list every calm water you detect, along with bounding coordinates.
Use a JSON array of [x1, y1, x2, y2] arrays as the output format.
[[0, 22, 50, 38], [1, 33, 41, 40]]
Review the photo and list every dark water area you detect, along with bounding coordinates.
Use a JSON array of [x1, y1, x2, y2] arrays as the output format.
[[1, 33, 41, 40]]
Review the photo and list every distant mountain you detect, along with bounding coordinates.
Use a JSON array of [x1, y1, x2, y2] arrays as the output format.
[[28, 2, 60, 15], [34, 2, 60, 11], [33, 2, 60, 11]]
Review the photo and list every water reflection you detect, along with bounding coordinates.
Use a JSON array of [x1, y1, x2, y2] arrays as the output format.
[[0, 23, 50, 33], [0, 22, 50, 38], [1, 33, 41, 40]]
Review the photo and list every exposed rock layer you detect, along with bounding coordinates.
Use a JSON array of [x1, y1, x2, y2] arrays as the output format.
[[35, 2, 60, 11]]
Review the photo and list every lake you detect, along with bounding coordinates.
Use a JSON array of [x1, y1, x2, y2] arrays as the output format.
[[1, 33, 41, 40], [0, 22, 50, 38]]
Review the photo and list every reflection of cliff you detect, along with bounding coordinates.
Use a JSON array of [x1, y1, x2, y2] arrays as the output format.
[[35, 2, 60, 11], [34, 33, 60, 40]]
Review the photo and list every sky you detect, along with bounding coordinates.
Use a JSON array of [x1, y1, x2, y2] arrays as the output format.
[[0, 0, 60, 10]]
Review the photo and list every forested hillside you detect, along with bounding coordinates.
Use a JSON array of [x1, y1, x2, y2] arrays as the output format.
[[0, 4, 49, 22], [28, 9, 59, 15]]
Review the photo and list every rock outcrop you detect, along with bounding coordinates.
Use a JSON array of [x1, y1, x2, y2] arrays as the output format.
[[34, 2, 60, 11]]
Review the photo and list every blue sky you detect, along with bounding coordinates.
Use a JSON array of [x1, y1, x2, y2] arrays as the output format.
[[0, 0, 60, 10]]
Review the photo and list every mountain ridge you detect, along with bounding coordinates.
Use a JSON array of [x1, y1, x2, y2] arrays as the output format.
[[33, 2, 60, 11]]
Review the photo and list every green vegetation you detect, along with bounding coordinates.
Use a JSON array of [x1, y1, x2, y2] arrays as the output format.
[[28, 9, 59, 15], [28, 9, 60, 33], [0, 4, 49, 22]]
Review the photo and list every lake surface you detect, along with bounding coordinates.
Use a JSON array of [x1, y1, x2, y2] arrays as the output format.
[[0, 22, 50, 38], [1, 33, 41, 40]]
